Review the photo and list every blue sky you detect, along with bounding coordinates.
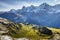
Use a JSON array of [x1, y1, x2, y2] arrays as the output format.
[[0, 0, 60, 11]]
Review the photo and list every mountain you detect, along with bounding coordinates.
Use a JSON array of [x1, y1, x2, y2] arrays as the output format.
[[0, 3, 60, 28], [53, 4, 60, 10]]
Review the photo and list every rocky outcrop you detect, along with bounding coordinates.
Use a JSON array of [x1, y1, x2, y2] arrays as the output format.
[[0, 35, 29, 40], [0, 17, 10, 35]]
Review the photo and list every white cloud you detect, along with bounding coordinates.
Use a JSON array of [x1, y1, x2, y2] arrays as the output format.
[[0, 2, 34, 11], [0, 0, 60, 11], [0, 2, 13, 11], [55, 0, 57, 1]]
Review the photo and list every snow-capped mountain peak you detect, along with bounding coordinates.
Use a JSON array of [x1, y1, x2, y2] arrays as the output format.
[[0, 3, 60, 28]]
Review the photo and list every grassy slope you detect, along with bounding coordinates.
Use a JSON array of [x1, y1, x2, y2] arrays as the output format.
[[8, 23, 60, 40], [48, 27, 60, 33]]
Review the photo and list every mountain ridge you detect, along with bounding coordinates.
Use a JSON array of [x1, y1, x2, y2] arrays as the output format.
[[0, 3, 60, 28]]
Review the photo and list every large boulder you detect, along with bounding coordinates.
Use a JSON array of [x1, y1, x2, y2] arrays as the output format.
[[38, 27, 53, 35]]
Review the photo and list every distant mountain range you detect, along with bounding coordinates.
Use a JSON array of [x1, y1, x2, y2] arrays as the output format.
[[0, 3, 60, 28]]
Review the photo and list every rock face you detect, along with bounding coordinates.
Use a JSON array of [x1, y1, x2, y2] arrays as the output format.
[[0, 17, 10, 34], [0, 35, 29, 40], [0, 17, 9, 22], [0, 35, 12, 40], [0, 18, 12, 40]]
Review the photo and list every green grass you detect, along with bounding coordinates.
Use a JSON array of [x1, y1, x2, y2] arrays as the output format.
[[7, 24, 60, 40]]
